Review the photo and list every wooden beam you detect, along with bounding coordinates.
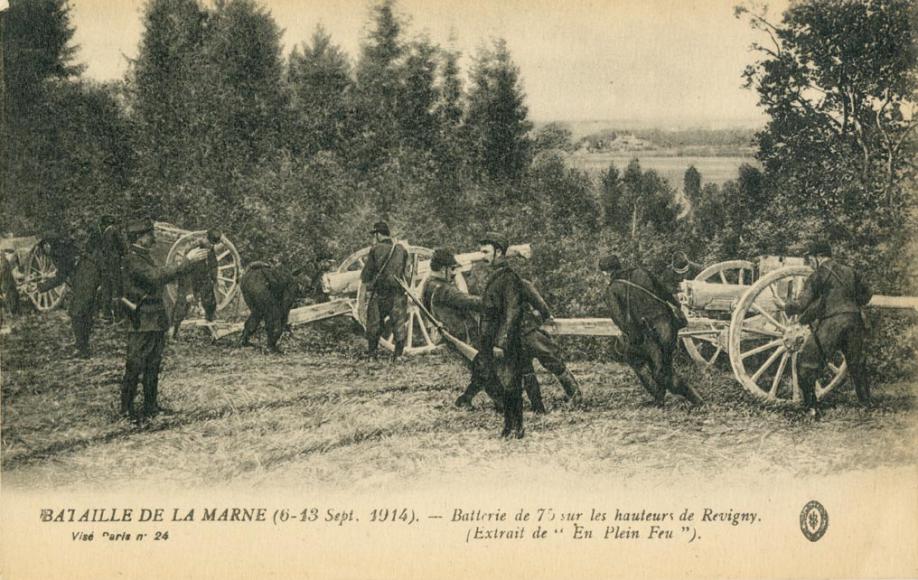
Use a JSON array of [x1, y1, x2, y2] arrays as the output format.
[[868, 295, 918, 311], [209, 299, 356, 340]]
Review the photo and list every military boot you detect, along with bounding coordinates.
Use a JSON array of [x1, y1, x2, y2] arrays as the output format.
[[558, 369, 583, 404]]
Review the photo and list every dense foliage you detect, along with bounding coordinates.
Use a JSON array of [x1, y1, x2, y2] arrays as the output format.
[[1, 0, 914, 379]]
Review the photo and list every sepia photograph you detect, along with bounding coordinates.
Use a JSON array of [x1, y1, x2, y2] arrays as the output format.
[[1, 0, 916, 578]]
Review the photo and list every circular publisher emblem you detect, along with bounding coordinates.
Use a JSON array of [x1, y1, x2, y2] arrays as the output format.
[[800, 500, 829, 542]]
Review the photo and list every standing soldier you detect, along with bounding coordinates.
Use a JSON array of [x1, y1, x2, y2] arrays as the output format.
[[783, 240, 872, 419], [170, 229, 221, 339], [476, 232, 529, 438], [599, 254, 703, 407], [121, 219, 207, 422], [67, 238, 104, 359], [98, 215, 127, 323], [360, 221, 410, 359]]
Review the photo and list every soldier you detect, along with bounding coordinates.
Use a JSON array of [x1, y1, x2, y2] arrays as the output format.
[[360, 221, 410, 359], [783, 240, 872, 419], [98, 215, 127, 323], [599, 254, 704, 407], [170, 229, 221, 340], [35, 234, 79, 293], [121, 219, 208, 422], [67, 239, 104, 358], [1, 248, 21, 319], [476, 232, 530, 438], [453, 273, 582, 412], [238, 261, 301, 353]]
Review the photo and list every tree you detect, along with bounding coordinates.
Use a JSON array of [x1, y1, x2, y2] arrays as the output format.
[[351, 0, 406, 172], [201, 0, 287, 186], [683, 165, 702, 208], [465, 38, 532, 183], [600, 163, 624, 227], [287, 25, 352, 157], [128, 0, 208, 193], [532, 122, 574, 154], [737, 0, 917, 249]]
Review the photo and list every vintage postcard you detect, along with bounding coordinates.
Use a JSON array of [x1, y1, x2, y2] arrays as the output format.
[[1, 0, 916, 578]]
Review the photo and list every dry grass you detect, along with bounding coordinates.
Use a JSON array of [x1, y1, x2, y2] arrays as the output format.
[[2, 313, 915, 492]]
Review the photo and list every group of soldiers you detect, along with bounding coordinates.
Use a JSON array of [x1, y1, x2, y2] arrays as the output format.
[[2, 217, 223, 422], [359, 222, 872, 436], [4, 214, 873, 431]]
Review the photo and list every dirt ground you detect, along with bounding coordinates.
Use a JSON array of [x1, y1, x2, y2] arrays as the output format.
[[1, 312, 915, 492]]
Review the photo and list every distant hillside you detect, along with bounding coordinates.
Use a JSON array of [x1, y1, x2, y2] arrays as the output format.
[[533, 120, 760, 157]]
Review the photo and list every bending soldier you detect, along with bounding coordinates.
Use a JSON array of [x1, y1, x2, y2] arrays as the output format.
[[239, 261, 301, 353], [360, 221, 410, 358], [783, 240, 872, 419], [599, 254, 703, 407], [171, 229, 221, 339], [121, 219, 208, 422]]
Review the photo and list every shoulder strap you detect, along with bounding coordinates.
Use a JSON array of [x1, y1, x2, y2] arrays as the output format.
[[612, 278, 677, 311], [368, 240, 400, 291]]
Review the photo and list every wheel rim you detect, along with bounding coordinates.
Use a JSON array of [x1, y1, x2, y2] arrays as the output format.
[[25, 242, 67, 311], [345, 244, 465, 356], [681, 260, 755, 366], [165, 232, 241, 313], [728, 266, 848, 402]]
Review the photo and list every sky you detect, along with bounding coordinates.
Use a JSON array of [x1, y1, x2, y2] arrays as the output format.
[[67, 0, 786, 127]]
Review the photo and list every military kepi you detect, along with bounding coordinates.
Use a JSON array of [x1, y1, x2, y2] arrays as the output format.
[[370, 221, 390, 236], [127, 218, 154, 236], [430, 248, 459, 271], [478, 231, 508, 253]]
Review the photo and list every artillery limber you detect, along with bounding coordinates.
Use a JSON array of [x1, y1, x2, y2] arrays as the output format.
[[1, 223, 242, 314]]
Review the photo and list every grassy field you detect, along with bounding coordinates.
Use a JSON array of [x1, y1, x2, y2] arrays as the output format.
[[1, 312, 915, 492]]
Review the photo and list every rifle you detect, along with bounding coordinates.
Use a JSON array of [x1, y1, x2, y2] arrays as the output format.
[[395, 276, 479, 361]]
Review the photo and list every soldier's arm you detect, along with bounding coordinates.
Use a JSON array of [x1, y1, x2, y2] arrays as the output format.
[[496, 277, 525, 350], [360, 246, 378, 284], [785, 268, 822, 316], [478, 288, 501, 359], [521, 279, 552, 319], [439, 285, 482, 313], [854, 270, 872, 307], [132, 256, 195, 287]]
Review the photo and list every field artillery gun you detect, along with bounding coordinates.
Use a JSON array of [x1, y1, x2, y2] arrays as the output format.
[[210, 243, 533, 354], [1, 223, 242, 314], [675, 256, 918, 404]]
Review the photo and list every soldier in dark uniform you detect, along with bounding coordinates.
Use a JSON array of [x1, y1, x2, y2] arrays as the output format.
[[170, 229, 221, 339], [239, 261, 301, 353], [476, 232, 530, 438], [98, 215, 127, 322], [783, 240, 872, 419], [67, 240, 104, 358], [516, 279, 583, 407], [121, 219, 208, 421], [35, 234, 79, 293], [600, 254, 703, 407], [1, 249, 21, 318], [360, 221, 410, 358]]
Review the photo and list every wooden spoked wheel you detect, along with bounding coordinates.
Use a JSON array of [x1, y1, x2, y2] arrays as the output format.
[[23, 242, 68, 311], [728, 266, 847, 402], [681, 260, 755, 366], [164, 232, 242, 313], [342, 244, 468, 355]]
